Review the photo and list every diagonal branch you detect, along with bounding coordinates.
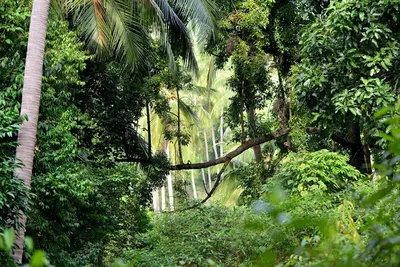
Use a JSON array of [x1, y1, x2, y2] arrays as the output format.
[[170, 129, 288, 170], [179, 159, 231, 211], [201, 175, 209, 195], [200, 159, 230, 204]]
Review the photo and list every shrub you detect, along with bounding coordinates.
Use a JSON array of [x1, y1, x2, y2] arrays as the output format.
[[117, 206, 269, 267], [270, 150, 363, 196]]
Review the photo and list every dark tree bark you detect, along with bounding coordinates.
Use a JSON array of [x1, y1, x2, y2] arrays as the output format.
[[146, 102, 152, 159], [347, 120, 367, 173], [241, 81, 245, 144], [307, 122, 370, 174], [176, 88, 184, 164], [246, 105, 262, 162], [171, 129, 288, 170]]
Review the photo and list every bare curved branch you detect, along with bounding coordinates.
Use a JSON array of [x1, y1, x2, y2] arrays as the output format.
[[171, 129, 288, 170]]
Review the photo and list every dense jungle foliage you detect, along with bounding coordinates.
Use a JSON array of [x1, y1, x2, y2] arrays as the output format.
[[1, 0, 400, 266]]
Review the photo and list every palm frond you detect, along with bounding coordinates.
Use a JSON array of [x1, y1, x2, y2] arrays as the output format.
[[67, 0, 112, 56], [50, 0, 64, 19], [66, 0, 216, 72], [147, 0, 199, 74], [206, 55, 216, 109], [156, 24, 178, 74], [178, 98, 198, 123], [206, 55, 216, 92], [172, 0, 218, 45], [213, 167, 243, 205], [192, 85, 217, 95], [106, 0, 149, 68]]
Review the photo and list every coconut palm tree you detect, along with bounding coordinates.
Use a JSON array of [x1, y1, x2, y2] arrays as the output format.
[[13, 0, 216, 262], [12, 0, 51, 262]]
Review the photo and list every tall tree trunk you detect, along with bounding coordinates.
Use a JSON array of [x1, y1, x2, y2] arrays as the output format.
[[364, 145, 372, 174], [176, 88, 184, 164], [200, 156, 208, 193], [167, 171, 174, 211], [220, 110, 224, 157], [241, 81, 245, 144], [211, 126, 219, 159], [347, 120, 367, 173], [191, 169, 197, 199], [203, 130, 212, 191], [152, 188, 160, 213], [146, 102, 152, 159], [163, 140, 174, 211], [13, 0, 51, 262], [246, 106, 262, 162], [211, 125, 221, 180], [161, 185, 166, 212], [276, 69, 294, 152]]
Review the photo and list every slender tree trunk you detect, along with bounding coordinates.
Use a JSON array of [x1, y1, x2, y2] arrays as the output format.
[[241, 81, 245, 144], [242, 78, 262, 161], [246, 106, 262, 162], [347, 120, 367, 173], [201, 169, 208, 193], [146, 102, 152, 159], [211, 124, 221, 179], [152, 188, 160, 213], [161, 185, 166, 212], [220, 110, 224, 157], [176, 88, 184, 164], [191, 169, 197, 199], [211, 126, 219, 159], [167, 171, 174, 211], [200, 156, 208, 193], [13, 0, 51, 262], [163, 140, 174, 211], [203, 130, 212, 191], [277, 69, 295, 152], [364, 145, 372, 174]]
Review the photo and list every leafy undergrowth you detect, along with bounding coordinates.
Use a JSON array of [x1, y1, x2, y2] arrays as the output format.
[[106, 206, 270, 267], [106, 159, 397, 267]]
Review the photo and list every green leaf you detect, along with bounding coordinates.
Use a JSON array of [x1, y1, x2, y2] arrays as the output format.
[[30, 250, 48, 267], [112, 259, 126, 267], [25, 236, 34, 252], [359, 12, 365, 21], [304, 79, 312, 87], [374, 106, 391, 119], [349, 107, 358, 116], [3, 229, 14, 252]]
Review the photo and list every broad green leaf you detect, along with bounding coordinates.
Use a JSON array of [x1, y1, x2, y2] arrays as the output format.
[[25, 236, 34, 252], [3, 229, 14, 252], [374, 106, 391, 119], [30, 250, 48, 267]]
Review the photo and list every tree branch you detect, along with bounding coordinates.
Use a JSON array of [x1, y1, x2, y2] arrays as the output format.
[[180, 159, 231, 211], [171, 129, 288, 170], [200, 160, 231, 204], [201, 175, 209, 195], [115, 158, 152, 164], [306, 127, 356, 149]]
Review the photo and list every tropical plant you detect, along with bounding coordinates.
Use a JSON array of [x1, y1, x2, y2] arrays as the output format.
[[294, 0, 400, 172], [0, 0, 31, 234], [268, 150, 363, 197], [114, 206, 269, 267], [12, 0, 217, 262]]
